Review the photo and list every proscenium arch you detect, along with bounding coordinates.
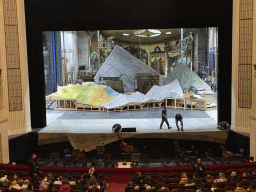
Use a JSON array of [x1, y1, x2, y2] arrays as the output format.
[[24, 0, 232, 128]]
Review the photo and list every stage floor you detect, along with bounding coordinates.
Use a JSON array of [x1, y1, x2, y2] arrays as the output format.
[[34, 108, 227, 152], [39, 108, 218, 134]]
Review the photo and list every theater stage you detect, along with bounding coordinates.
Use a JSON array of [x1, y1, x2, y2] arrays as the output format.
[[35, 108, 228, 152]]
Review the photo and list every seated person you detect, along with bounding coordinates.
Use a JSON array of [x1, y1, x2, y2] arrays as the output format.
[[214, 172, 227, 183], [246, 182, 256, 192], [201, 178, 210, 189], [206, 175, 213, 183], [21, 179, 30, 189], [234, 182, 246, 192], [228, 171, 239, 181], [217, 121, 231, 132], [0, 176, 10, 187], [133, 185, 140, 192], [59, 179, 71, 192], [39, 176, 48, 190], [211, 182, 218, 192], [86, 176, 100, 191], [75, 178, 86, 192], [31, 173, 41, 184], [21, 183, 33, 192], [142, 175, 152, 185], [240, 172, 251, 187], [160, 186, 170, 191], [125, 181, 133, 192], [179, 173, 189, 185], [132, 172, 142, 185], [9, 180, 22, 190]]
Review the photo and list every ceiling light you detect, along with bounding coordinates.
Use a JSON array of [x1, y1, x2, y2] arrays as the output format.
[[166, 32, 172, 34], [134, 29, 161, 37], [136, 35, 147, 37], [123, 33, 129, 36], [150, 34, 161, 37]]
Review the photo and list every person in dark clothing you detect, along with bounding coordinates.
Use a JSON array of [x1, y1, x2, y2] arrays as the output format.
[[75, 178, 86, 192], [112, 124, 122, 138], [193, 158, 204, 177], [160, 107, 172, 129], [125, 181, 133, 192], [175, 114, 183, 131], [132, 172, 142, 185], [28, 154, 38, 178], [142, 175, 152, 185], [217, 121, 230, 132]]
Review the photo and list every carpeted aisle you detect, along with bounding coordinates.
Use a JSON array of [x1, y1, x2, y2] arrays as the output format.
[[106, 183, 127, 192]]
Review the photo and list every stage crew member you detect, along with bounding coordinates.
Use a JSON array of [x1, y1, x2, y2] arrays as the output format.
[[175, 114, 183, 131], [160, 107, 172, 129]]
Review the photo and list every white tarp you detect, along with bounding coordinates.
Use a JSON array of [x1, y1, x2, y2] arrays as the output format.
[[103, 79, 183, 109], [94, 45, 158, 92], [146, 79, 184, 100]]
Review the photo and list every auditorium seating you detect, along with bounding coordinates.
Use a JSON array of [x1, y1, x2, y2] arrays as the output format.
[[0, 162, 256, 191]]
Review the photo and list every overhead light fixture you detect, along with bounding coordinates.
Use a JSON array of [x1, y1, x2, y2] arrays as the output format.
[[134, 29, 161, 37], [166, 32, 172, 34], [123, 33, 129, 36]]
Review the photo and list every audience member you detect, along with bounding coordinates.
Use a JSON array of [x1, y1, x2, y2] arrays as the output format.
[[214, 172, 227, 183], [47, 172, 55, 182], [75, 178, 86, 192], [246, 182, 256, 192], [31, 173, 41, 184], [206, 175, 213, 182], [241, 172, 251, 187], [59, 179, 71, 192], [210, 182, 218, 192], [9, 180, 22, 190], [21, 179, 30, 189], [125, 181, 133, 192], [142, 175, 152, 185], [86, 175, 100, 191], [133, 185, 140, 192], [0, 176, 10, 187], [12, 175, 18, 181], [145, 184, 152, 191], [191, 173, 202, 183], [228, 171, 239, 182], [160, 186, 170, 191], [234, 182, 246, 192], [201, 178, 210, 189], [21, 183, 33, 192], [251, 171, 256, 180], [132, 172, 142, 185], [39, 176, 48, 190], [17, 178, 24, 185], [42, 183, 50, 192], [179, 172, 189, 185]]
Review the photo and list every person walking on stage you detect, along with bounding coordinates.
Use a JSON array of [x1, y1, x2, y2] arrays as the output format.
[[175, 114, 183, 131], [160, 107, 172, 129]]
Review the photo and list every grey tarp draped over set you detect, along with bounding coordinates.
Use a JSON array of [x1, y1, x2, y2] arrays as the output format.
[[94, 45, 158, 92]]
